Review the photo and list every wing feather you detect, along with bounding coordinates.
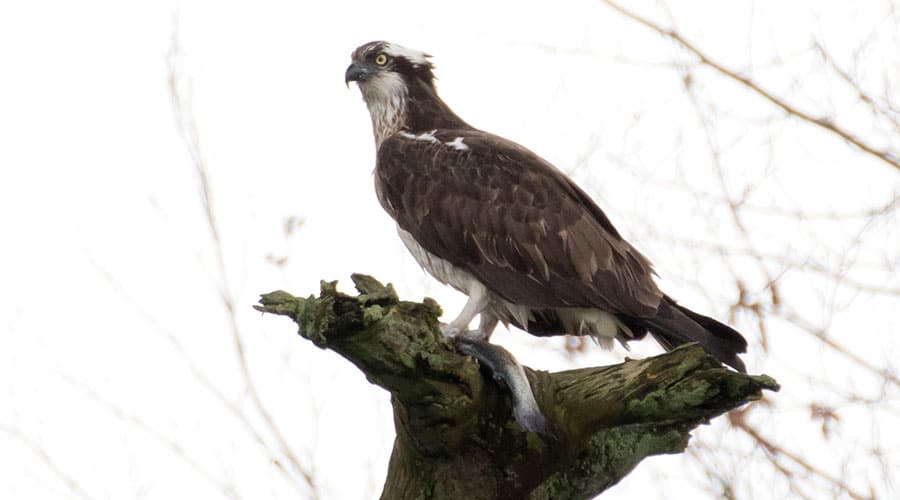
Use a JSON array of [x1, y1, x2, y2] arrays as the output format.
[[375, 129, 662, 317]]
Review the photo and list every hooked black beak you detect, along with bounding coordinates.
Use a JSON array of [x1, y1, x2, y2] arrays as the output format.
[[345, 62, 374, 87]]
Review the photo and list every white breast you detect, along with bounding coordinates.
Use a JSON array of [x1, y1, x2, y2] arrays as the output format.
[[395, 227, 629, 349], [396, 226, 477, 294]]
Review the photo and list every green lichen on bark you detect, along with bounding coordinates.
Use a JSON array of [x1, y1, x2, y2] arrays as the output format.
[[531, 425, 690, 500], [256, 275, 779, 499]]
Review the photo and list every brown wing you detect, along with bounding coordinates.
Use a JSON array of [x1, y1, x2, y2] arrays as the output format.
[[375, 129, 662, 317]]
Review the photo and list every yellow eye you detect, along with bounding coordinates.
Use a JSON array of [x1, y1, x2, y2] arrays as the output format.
[[374, 53, 388, 65]]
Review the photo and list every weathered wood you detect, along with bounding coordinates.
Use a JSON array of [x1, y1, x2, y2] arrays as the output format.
[[256, 275, 778, 499]]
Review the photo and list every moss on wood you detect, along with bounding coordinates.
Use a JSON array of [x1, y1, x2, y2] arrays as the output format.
[[256, 275, 779, 499]]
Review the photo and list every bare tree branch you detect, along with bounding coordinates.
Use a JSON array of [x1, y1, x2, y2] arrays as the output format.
[[648, 234, 900, 298], [600, 0, 900, 172], [166, 15, 319, 498], [640, 177, 900, 221], [729, 408, 873, 500], [61, 377, 238, 499], [256, 275, 779, 499], [88, 258, 311, 497], [815, 42, 900, 134], [771, 305, 900, 388], [0, 424, 93, 500]]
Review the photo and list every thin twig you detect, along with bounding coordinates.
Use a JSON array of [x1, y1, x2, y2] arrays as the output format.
[[773, 306, 900, 388], [729, 414, 873, 500], [0, 425, 93, 500], [679, 61, 781, 348], [600, 0, 900, 172], [815, 42, 900, 134], [649, 234, 900, 297], [640, 176, 900, 221], [166, 16, 319, 498], [88, 258, 310, 496], [61, 378, 237, 499]]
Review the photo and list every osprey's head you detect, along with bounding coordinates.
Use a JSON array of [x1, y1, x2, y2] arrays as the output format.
[[345, 41, 435, 96], [346, 41, 467, 146], [345, 41, 438, 146]]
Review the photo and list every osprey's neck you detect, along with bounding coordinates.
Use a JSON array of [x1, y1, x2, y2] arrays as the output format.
[[365, 77, 471, 148], [366, 93, 407, 148]]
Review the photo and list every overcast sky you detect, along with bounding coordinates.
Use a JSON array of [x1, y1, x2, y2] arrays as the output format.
[[1, 1, 898, 499]]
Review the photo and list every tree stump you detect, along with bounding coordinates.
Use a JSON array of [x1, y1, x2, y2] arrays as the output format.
[[255, 275, 778, 500]]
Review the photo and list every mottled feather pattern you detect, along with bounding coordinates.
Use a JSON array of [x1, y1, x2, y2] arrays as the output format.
[[351, 41, 747, 373], [375, 129, 662, 318]]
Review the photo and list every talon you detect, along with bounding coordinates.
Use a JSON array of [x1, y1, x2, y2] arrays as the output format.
[[443, 325, 492, 342], [467, 328, 490, 342], [441, 323, 492, 341], [440, 323, 462, 339]]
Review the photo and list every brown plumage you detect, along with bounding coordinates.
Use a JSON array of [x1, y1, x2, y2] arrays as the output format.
[[377, 129, 660, 314], [347, 41, 747, 374]]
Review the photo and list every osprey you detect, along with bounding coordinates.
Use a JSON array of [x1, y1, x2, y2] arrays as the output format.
[[346, 41, 747, 433]]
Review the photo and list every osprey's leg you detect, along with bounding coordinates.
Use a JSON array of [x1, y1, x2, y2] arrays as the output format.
[[441, 284, 490, 339], [440, 286, 552, 435], [476, 313, 499, 342]]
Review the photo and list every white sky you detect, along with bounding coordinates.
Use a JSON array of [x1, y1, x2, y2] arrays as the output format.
[[1, 1, 898, 499]]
